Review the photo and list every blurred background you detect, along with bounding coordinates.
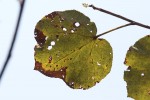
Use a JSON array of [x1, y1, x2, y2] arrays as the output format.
[[0, 0, 150, 100]]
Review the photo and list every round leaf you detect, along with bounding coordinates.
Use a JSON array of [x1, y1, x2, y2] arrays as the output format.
[[34, 10, 113, 89], [124, 35, 150, 99]]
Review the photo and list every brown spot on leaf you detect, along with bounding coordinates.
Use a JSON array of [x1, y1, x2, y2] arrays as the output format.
[[127, 66, 131, 70], [49, 56, 52, 63], [66, 82, 75, 88], [128, 47, 132, 51], [56, 35, 59, 38], [124, 58, 127, 64], [34, 61, 67, 79], [54, 25, 59, 28], [148, 91, 150, 95], [46, 12, 58, 19], [34, 29, 46, 46], [34, 61, 42, 70]]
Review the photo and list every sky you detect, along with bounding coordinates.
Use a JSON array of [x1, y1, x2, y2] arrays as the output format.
[[0, 0, 150, 100]]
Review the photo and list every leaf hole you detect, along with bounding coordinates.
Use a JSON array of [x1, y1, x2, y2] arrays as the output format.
[[47, 46, 52, 50], [34, 35, 37, 38], [141, 73, 144, 77], [71, 30, 75, 33], [62, 75, 65, 78], [126, 66, 131, 71], [97, 62, 101, 66], [71, 82, 74, 85], [34, 32, 37, 35], [63, 28, 67, 31], [90, 30, 92, 33], [87, 23, 89, 26], [45, 37, 48, 40], [74, 22, 80, 27], [51, 41, 55, 46]]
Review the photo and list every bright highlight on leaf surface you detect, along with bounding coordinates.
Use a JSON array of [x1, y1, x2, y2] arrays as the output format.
[[34, 10, 113, 89], [124, 35, 150, 100]]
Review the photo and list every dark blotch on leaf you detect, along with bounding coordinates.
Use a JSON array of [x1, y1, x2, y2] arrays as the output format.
[[124, 58, 127, 64], [46, 12, 58, 19], [49, 56, 52, 63], [56, 35, 59, 38], [35, 61, 67, 79], [34, 29, 46, 46], [127, 66, 131, 70]]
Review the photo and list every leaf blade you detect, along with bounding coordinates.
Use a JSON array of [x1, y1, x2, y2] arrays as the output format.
[[124, 35, 150, 100], [34, 10, 113, 89]]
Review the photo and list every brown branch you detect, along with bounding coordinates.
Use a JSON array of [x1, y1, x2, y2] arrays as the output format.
[[0, 0, 25, 84], [88, 4, 150, 30]]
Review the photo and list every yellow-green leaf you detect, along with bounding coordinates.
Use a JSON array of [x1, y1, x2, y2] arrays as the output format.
[[34, 10, 113, 89], [124, 35, 150, 100]]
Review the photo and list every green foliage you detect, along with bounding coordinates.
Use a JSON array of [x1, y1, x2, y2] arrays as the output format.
[[124, 35, 150, 100], [34, 10, 113, 89]]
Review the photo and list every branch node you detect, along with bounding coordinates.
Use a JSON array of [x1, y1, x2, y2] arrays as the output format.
[[82, 3, 89, 8]]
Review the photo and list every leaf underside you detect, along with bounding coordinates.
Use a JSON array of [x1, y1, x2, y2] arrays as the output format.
[[34, 10, 113, 89], [124, 35, 150, 100]]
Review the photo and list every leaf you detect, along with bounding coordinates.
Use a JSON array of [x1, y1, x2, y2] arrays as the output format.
[[124, 35, 150, 99], [34, 10, 113, 89]]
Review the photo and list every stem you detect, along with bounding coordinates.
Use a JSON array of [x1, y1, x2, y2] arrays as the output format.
[[88, 4, 150, 29], [0, 0, 25, 84], [95, 23, 133, 38]]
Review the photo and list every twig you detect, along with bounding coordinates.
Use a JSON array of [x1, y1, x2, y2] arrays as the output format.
[[88, 4, 150, 29], [0, 0, 25, 84], [94, 23, 134, 38]]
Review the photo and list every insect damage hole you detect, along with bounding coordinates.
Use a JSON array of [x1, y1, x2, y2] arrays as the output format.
[[71, 30, 74, 33], [47, 46, 52, 50], [97, 62, 101, 66], [74, 22, 80, 27], [63, 28, 67, 31], [46, 37, 48, 40], [34, 35, 37, 38], [51, 41, 55, 46], [141, 73, 144, 77]]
